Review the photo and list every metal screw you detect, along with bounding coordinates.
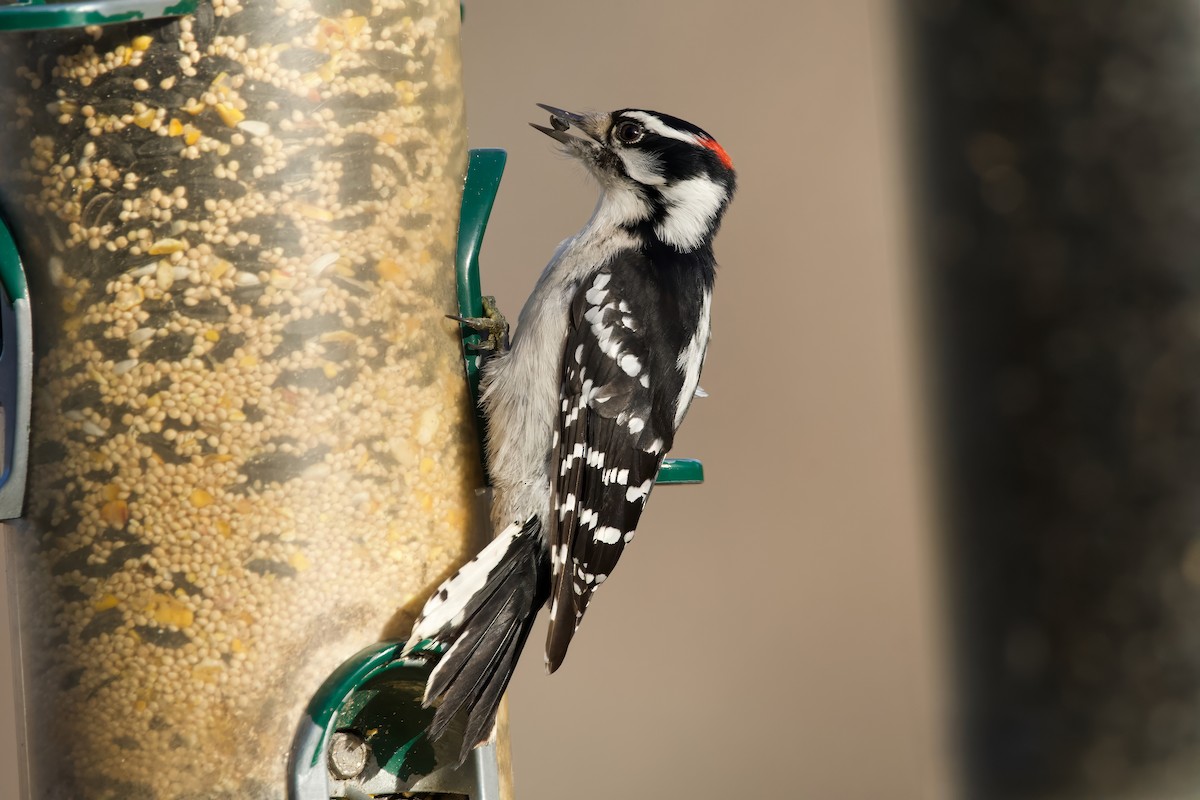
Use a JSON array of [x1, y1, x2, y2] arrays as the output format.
[[328, 731, 370, 779]]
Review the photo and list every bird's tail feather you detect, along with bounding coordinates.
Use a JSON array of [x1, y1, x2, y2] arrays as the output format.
[[404, 516, 549, 762]]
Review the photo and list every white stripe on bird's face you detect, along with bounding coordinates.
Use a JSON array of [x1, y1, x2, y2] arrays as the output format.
[[621, 110, 701, 146], [656, 177, 729, 252], [617, 147, 668, 187]]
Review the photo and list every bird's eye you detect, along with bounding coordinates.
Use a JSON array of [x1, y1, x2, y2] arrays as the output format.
[[614, 121, 644, 145]]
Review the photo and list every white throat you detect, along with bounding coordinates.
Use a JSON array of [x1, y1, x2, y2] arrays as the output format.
[[590, 182, 653, 233]]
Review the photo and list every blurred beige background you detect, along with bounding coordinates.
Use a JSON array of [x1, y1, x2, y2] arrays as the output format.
[[466, 1, 949, 797], [0, 1, 951, 797]]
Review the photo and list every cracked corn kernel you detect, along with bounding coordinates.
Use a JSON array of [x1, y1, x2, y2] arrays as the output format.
[[147, 238, 186, 255], [375, 257, 405, 282], [100, 500, 129, 528], [147, 595, 194, 628], [215, 102, 244, 128], [93, 595, 120, 612]]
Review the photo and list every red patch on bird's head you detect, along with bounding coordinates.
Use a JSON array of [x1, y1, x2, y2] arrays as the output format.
[[699, 137, 734, 170]]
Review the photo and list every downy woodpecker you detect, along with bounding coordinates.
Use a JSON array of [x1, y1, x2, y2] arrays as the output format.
[[404, 104, 737, 759]]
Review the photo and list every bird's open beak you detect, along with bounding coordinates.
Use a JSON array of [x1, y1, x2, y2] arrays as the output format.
[[531, 104, 605, 149]]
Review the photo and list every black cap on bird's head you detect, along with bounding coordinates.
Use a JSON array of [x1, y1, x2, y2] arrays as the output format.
[[532, 104, 736, 252]]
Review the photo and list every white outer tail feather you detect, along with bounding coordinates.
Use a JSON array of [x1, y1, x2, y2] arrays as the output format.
[[404, 520, 524, 659]]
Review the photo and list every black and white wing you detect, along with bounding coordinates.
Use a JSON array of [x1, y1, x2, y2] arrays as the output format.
[[544, 265, 697, 672]]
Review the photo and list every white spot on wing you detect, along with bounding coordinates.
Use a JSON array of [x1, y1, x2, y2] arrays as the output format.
[[560, 442, 587, 476], [593, 525, 623, 544], [558, 492, 577, 519], [585, 282, 608, 305], [626, 479, 653, 504]]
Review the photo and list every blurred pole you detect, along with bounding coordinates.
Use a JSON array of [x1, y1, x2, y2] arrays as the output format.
[[905, 2, 1200, 798]]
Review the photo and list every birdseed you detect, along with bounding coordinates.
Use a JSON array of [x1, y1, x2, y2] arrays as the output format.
[[0, 0, 479, 796]]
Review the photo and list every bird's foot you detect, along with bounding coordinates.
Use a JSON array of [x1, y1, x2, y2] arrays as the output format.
[[448, 295, 510, 352]]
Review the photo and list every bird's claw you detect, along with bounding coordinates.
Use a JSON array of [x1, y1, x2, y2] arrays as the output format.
[[448, 295, 510, 353]]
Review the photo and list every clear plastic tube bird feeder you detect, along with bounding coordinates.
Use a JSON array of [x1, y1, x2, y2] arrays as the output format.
[[0, 0, 483, 796]]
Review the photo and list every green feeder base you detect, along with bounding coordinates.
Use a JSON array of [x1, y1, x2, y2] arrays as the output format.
[[289, 641, 499, 799]]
